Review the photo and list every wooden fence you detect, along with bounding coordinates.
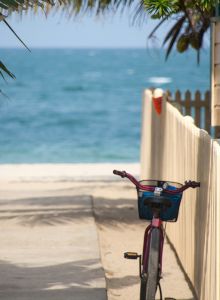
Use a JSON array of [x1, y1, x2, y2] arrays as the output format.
[[167, 90, 211, 135], [141, 89, 220, 300]]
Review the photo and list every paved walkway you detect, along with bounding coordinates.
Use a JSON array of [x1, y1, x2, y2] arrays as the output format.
[[0, 184, 106, 300], [0, 177, 195, 300]]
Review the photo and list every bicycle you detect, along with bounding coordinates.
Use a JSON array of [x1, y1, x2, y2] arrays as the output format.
[[113, 170, 200, 300]]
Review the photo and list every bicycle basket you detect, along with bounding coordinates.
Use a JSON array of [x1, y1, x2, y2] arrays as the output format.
[[137, 180, 183, 222]]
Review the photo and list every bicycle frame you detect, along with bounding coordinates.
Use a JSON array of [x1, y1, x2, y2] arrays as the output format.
[[142, 217, 164, 279]]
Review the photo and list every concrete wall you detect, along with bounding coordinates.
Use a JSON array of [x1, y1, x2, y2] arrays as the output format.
[[141, 89, 220, 300]]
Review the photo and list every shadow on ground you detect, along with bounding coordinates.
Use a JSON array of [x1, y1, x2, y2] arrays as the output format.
[[0, 194, 195, 300], [93, 197, 146, 227], [0, 195, 143, 227], [0, 258, 106, 300], [0, 195, 92, 227]]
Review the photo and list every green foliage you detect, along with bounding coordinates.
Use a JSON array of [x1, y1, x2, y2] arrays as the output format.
[[198, 0, 219, 10], [146, 0, 217, 60], [144, 0, 179, 18], [177, 35, 189, 53]]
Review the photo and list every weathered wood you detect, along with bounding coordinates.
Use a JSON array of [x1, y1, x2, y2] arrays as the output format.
[[166, 90, 172, 98], [214, 126, 220, 138], [185, 90, 192, 115], [167, 89, 211, 135], [195, 90, 201, 128], [175, 90, 183, 113], [165, 90, 172, 104], [204, 91, 211, 134]]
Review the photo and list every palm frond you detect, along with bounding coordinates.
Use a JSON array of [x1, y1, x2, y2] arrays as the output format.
[[0, 61, 15, 79], [163, 16, 186, 59], [163, 15, 185, 46], [132, 0, 148, 25], [0, 0, 216, 82], [0, 70, 6, 81], [3, 19, 31, 51], [148, 17, 167, 38]]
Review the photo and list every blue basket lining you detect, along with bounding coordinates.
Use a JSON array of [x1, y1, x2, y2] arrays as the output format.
[[138, 185, 183, 221]]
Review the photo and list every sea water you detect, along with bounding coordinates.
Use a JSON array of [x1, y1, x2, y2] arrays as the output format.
[[0, 48, 210, 163]]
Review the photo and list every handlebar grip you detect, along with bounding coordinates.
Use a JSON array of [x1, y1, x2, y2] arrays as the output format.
[[113, 170, 126, 178], [185, 180, 200, 188]]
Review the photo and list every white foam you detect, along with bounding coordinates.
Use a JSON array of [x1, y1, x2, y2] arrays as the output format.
[[148, 77, 172, 84]]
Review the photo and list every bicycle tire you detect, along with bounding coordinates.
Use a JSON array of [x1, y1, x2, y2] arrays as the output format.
[[140, 228, 160, 300]]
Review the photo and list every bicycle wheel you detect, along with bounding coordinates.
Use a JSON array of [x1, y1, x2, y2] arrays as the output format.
[[140, 228, 160, 300]]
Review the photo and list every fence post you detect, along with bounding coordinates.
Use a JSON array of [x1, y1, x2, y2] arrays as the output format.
[[204, 91, 211, 134], [185, 90, 191, 116], [195, 90, 201, 128], [214, 126, 220, 138]]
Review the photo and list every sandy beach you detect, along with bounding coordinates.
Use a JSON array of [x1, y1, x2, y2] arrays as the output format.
[[0, 163, 140, 182], [0, 163, 194, 300]]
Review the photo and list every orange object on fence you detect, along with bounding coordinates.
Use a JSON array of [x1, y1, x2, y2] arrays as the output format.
[[152, 89, 163, 115]]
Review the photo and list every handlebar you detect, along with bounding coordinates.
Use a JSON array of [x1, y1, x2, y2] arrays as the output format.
[[113, 170, 126, 177], [113, 170, 200, 194]]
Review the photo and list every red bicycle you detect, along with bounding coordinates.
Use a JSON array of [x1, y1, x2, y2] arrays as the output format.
[[113, 170, 200, 300]]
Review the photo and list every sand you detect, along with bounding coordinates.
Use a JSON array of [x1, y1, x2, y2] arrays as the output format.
[[0, 163, 194, 300]]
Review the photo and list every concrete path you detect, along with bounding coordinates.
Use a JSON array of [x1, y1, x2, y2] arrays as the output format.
[[0, 177, 195, 300], [0, 185, 106, 300]]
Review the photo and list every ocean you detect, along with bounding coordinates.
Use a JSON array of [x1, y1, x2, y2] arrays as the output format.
[[0, 48, 210, 163]]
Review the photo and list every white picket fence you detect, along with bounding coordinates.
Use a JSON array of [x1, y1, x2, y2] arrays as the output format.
[[140, 89, 220, 300]]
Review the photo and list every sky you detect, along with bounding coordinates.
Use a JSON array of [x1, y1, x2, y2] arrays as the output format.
[[0, 9, 170, 48]]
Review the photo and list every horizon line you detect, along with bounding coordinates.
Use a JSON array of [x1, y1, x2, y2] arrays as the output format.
[[0, 46, 210, 50]]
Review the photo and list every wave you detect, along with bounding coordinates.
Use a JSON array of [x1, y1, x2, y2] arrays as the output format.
[[148, 77, 172, 84]]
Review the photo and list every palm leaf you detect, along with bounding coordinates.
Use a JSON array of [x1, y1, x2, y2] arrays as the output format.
[[0, 2, 8, 9], [163, 15, 185, 45], [0, 61, 15, 79], [162, 16, 186, 59], [148, 17, 168, 39], [3, 19, 31, 51], [0, 70, 6, 81], [132, 0, 148, 25]]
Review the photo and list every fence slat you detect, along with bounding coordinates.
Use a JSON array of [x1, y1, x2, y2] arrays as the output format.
[[175, 90, 183, 114], [167, 90, 211, 135], [205, 91, 211, 134], [195, 90, 201, 128], [175, 90, 181, 103], [185, 90, 192, 116]]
